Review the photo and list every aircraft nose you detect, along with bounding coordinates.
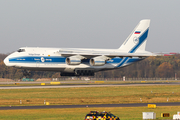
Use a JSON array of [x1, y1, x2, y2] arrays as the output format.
[[3, 57, 9, 66]]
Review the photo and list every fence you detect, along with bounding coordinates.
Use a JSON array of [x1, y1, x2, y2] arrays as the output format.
[[54, 77, 179, 81]]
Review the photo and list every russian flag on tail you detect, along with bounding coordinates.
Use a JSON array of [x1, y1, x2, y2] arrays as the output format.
[[134, 31, 141, 34]]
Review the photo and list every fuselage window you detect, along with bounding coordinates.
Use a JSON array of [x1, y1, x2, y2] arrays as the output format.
[[17, 49, 25, 52]]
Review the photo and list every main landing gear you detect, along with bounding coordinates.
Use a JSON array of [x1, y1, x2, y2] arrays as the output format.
[[22, 69, 31, 77]]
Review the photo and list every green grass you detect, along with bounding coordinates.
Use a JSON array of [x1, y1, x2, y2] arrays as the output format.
[[0, 85, 180, 106], [0, 106, 179, 120], [0, 84, 180, 119]]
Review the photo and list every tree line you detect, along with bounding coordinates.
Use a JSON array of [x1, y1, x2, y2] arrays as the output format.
[[0, 53, 179, 79]]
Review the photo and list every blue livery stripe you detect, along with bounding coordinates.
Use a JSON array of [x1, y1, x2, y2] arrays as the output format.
[[9, 56, 66, 63], [116, 28, 149, 68], [116, 57, 129, 68], [129, 29, 149, 53], [127, 58, 144, 63]]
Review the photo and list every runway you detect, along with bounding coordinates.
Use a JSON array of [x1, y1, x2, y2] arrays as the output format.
[[0, 102, 180, 110], [0, 82, 180, 89]]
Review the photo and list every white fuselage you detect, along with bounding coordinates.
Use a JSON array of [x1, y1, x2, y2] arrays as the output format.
[[4, 47, 144, 73]]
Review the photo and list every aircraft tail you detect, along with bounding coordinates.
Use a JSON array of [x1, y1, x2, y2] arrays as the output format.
[[119, 19, 150, 53]]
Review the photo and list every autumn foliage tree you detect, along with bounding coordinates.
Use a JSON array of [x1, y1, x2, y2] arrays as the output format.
[[156, 62, 174, 77]]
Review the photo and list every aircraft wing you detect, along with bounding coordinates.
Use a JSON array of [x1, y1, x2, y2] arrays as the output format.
[[59, 49, 157, 59]]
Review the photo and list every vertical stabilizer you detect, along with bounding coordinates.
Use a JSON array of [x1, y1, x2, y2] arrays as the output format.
[[119, 19, 150, 53]]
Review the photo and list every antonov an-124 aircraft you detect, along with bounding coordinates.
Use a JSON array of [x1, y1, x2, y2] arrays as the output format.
[[4, 19, 160, 76]]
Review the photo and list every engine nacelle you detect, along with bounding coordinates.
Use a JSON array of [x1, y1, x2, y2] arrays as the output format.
[[90, 57, 106, 66], [66, 56, 81, 65]]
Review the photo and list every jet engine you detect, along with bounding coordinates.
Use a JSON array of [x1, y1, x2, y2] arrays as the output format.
[[66, 55, 84, 65], [90, 56, 110, 66]]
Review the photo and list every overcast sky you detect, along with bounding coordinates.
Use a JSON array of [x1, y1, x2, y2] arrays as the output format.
[[0, 0, 180, 54]]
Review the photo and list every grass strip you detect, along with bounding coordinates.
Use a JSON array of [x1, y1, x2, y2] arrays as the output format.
[[0, 106, 179, 120], [0, 85, 180, 106]]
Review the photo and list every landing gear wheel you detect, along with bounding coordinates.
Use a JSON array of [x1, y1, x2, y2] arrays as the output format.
[[22, 70, 31, 77]]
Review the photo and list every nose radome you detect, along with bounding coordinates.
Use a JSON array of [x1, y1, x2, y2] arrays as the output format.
[[3, 57, 9, 66]]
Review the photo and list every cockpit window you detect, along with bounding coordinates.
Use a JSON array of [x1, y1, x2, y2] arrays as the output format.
[[17, 49, 25, 52]]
